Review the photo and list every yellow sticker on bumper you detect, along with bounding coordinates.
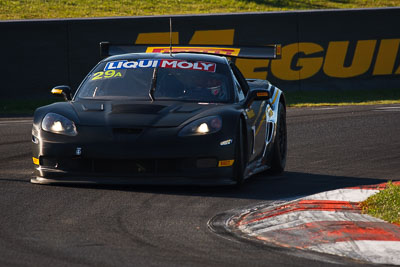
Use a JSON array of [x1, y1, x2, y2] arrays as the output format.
[[32, 157, 39, 165], [218, 160, 234, 167]]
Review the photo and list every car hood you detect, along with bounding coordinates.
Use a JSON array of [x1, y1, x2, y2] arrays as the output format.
[[71, 100, 224, 127]]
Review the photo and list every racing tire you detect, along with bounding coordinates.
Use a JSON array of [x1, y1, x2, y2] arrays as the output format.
[[270, 102, 287, 174], [234, 119, 247, 186]]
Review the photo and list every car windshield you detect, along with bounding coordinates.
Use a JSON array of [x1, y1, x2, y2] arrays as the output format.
[[76, 58, 233, 103]]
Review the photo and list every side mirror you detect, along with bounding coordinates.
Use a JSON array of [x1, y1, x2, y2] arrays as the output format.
[[244, 89, 271, 108], [51, 85, 72, 101]]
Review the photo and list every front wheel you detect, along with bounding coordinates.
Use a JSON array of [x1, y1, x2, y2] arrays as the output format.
[[270, 102, 287, 174]]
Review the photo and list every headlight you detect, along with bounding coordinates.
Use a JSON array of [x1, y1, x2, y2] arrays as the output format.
[[41, 113, 77, 136], [179, 116, 222, 136]]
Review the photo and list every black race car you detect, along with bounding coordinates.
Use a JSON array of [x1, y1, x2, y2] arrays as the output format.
[[31, 44, 286, 185]]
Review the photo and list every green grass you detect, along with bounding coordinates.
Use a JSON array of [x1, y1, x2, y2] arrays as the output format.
[[0, 99, 58, 115], [286, 88, 400, 108], [1, 88, 399, 115], [0, 0, 399, 20], [360, 181, 400, 224]]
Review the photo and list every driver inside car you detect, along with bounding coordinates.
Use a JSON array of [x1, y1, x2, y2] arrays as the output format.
[[184, 73, 225, 101]]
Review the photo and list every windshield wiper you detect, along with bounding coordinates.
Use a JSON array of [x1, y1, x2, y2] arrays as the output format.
[[149, 67, 158, 101]]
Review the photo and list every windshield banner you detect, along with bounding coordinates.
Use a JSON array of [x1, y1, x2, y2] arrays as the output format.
[[104, 59, 216, 72]]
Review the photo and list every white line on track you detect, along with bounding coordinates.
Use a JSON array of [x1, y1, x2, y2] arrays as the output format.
[[0, 119, 32, 125], [312, 107, 339, 110], [374, 106, 400, 112]]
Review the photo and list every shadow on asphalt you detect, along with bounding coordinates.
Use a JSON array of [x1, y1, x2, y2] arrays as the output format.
[[33, 171, 388, 201]]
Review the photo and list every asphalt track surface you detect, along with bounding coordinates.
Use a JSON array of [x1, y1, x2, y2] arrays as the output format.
[[0, 104, 399, 266]]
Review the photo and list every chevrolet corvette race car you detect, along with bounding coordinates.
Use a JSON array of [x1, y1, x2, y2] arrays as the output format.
[[31, 43, 286, 185]]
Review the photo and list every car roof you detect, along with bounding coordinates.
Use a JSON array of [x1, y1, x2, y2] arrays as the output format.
[[102, 52, 229, 65]]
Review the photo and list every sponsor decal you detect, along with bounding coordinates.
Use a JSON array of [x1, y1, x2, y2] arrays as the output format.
[[268, 107, 273, 118], [146, 46, 240, 56], [246, 109, 255, 119], [237, 39, 400, 80], [159, 59, 216, 72], [91, 70, 125, 81], [220, 139, 233, 146], [136, 31, 400, 81], [104, 59, 159, 70], [104, 59, 216, 72]]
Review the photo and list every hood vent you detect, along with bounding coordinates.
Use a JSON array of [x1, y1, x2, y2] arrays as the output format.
[[82, 103, 104, 111], [112, 104, 166, 114], [171, 105, 201, 113]]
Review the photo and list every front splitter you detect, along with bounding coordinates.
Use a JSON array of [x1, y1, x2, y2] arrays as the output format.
[[31, 176, 236, 186]]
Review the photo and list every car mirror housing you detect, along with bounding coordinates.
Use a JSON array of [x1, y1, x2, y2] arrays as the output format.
[[244, 88, 271, 108], [51, 85, 72, 101]]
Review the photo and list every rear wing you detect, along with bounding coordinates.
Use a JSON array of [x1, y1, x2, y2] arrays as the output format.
[[100, 42, 281, 59]]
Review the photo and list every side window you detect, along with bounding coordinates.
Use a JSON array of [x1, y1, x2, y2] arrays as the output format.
[[230, 62, 250, 95], [232, 73, 245, 101]]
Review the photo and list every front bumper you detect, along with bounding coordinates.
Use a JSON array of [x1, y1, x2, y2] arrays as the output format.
[[32, 125, 237, 185]]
